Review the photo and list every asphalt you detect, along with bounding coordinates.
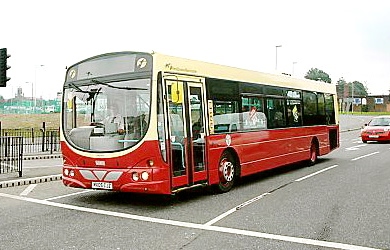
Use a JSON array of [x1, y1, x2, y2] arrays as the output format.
[[0, 115, 369, 189]]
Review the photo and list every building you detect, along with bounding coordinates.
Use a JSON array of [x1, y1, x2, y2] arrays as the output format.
[[340, 95, 390, 113], [0, 87, 61, 114]]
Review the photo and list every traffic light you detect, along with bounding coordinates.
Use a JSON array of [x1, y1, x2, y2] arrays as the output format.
[[0, 48, 11, 87]]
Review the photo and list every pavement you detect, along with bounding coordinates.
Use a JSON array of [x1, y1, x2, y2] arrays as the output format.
[[0, 152, 63, 189], [0, 115, 370, 189]]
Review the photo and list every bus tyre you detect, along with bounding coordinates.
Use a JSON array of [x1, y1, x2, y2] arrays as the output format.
[[309, 142, 318, 166], [215, 151, 236, 193]]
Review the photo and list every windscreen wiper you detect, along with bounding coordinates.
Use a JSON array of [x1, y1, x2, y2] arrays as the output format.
[[86, 87, 102, 102], [68, 82, 86, 93], [91, 79, 147, 90]]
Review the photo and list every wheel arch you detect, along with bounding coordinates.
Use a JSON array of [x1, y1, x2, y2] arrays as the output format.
[[212, 146, 241, 193], [311, 136, 320, 155], [309, 136, 320, 166], [224, 147, 241, 178]]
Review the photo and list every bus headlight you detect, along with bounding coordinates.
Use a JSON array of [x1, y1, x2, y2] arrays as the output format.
[[141, 171, 149, 181], [64, 169, 69, 176], [132, 172, 139, 181]]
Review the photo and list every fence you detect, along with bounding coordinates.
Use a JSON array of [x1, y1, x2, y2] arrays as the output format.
[[0, 122, 60, 178], [0, 122, 60, 155], [0, 136, 23, 177]]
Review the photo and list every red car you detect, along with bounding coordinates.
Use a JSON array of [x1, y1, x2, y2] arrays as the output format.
[[361, 115, 390, 143]]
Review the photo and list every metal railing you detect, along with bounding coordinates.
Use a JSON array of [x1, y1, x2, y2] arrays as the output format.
[[0, 122, 60, 178], [0, 124, 60, 155], [0, 136, 23, 177]]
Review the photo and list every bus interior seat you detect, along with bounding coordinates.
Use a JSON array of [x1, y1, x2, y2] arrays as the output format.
[[69, 126, 94, 149]]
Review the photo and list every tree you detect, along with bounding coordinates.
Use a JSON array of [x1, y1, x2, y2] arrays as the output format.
[[304, 68, 332, 83], [336, 77, 347, 98], [336, 78, 368, 97], [336, 78, 368, 112], [349, 81, 368, 97]]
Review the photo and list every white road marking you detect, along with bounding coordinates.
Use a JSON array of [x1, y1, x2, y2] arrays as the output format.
[[345, 145, 367, 151], [45, 190, 94, 201], [351, 152, 380, 161], [207, 165, 339, 227], [204, 207, 237, 226], [235, 192, 270, 210], [20, 184, 37, 196], [295, 165, 338, 182], [0, 192, 379, 250], [204, 192, 270, 226]]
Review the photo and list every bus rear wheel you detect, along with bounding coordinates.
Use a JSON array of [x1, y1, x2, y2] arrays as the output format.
[[215, 151, 236, 193], [309, 141, 318, 166]]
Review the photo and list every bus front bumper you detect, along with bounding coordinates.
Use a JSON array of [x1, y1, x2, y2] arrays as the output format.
[[62, 167, 171, 194]]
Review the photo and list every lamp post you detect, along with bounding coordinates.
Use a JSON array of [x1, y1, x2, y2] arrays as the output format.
[[292, 61, 297, 76], [275, 45, 282, 71], [34, 65, 44, 113], [351, 81, 354, 113], [25, 82, 33, 112]]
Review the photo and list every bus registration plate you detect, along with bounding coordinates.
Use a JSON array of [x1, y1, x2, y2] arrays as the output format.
[[92, 182, 113, 190]]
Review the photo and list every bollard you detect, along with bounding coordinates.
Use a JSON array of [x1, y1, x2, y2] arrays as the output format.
[[41, 122, 46, 152]]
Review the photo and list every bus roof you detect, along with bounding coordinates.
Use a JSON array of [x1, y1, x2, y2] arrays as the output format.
[[152, 52, 336, 94]]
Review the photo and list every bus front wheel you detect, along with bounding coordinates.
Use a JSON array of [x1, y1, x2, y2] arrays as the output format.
[[215, 151, 236, 193]]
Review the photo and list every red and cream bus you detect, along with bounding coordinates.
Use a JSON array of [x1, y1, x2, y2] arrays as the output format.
[[61, 51, 339, 194]]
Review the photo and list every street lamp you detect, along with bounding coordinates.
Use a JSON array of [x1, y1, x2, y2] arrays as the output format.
[[275, 45, 282, 71], [292, 61, 297, 76], [351, 81, 354, 113], [25, 82, 33, 111], [34, 65, 44, 113]]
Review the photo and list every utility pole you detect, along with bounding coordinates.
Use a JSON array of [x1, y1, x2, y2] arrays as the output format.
[[275, 45, 282, 71]]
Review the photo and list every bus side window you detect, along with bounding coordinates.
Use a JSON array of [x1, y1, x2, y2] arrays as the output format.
[[302, 91, 317, 126], [212, 101, 239, 133], [241, 96, 266, 130], [287, 100, 302, 127], [266, 98, 286, 128], [325, 94, 336, 124]]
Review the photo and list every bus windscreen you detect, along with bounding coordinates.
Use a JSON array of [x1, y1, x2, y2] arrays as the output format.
[[66, 53, 152, 82]]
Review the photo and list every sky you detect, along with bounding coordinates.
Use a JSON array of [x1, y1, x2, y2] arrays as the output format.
[[1, 0, 390, 100]]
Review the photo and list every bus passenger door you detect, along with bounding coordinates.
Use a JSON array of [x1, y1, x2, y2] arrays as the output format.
[[187, 82, 207, 184], [165, 77, 207, 190]]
